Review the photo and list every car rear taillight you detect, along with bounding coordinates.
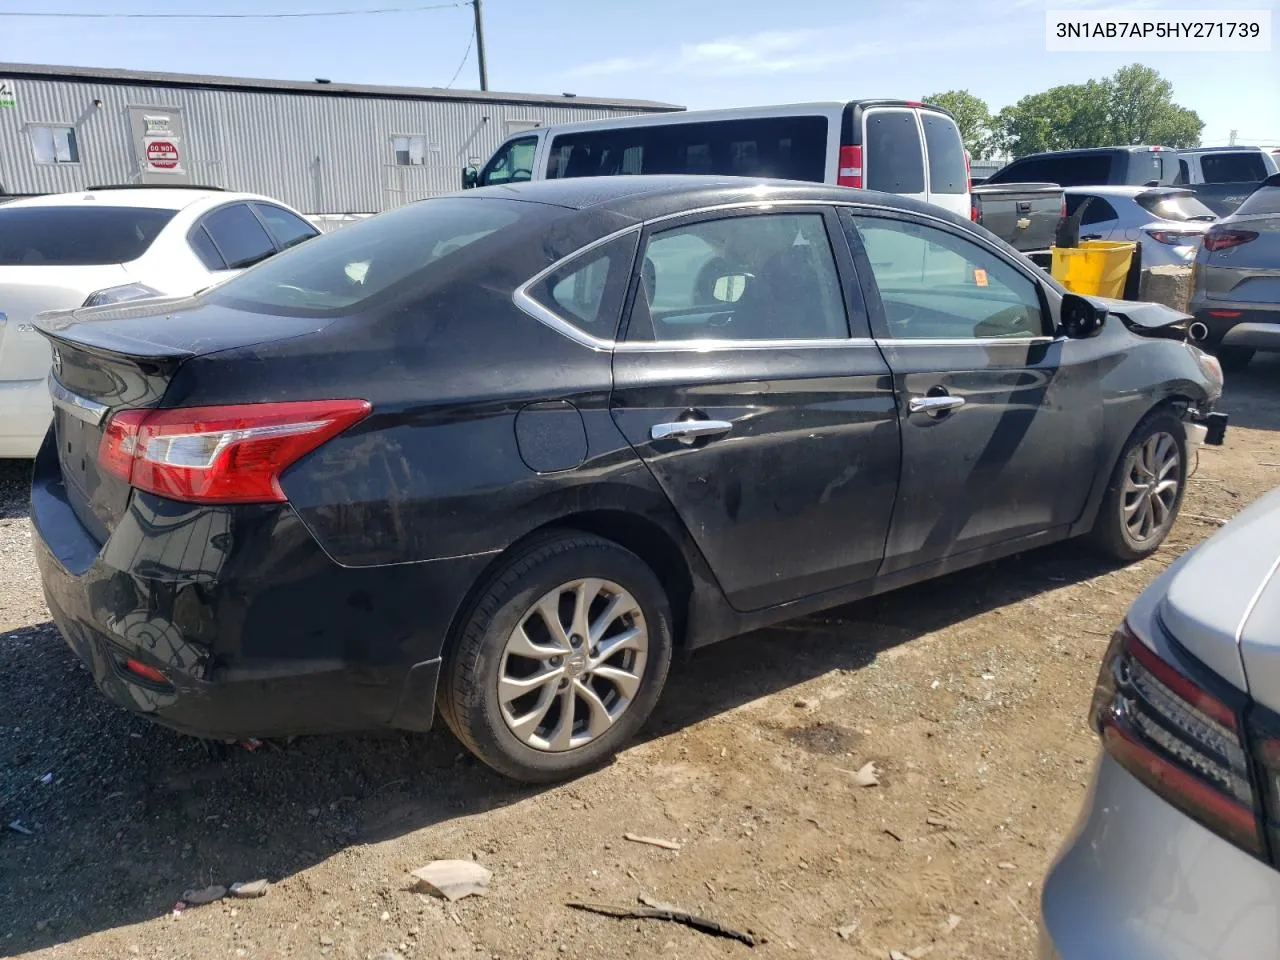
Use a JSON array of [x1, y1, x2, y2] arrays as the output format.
[[837, 145, 863, 189], [1203, 228, 1259, 252], [98, 399, 371, 505], [1144, 229, 1201, 246], [1090, 621, 1262, 856]]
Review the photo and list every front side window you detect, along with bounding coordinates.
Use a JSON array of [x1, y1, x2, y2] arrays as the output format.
[[850, 214, 1045, 341], [0, 206, 175, 265], [627, 212, 848, 342], [28, 125, 79, 164], [253, 203, 319, 251], [865, 111, 925, 194], [480, 136, 537, 186], [201, 204, 276, 271]]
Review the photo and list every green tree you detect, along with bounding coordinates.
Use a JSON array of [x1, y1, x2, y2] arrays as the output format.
[[924, 89, 994, 159], [994, 65, 1203, 158], [1107, 64, 1203, 147]]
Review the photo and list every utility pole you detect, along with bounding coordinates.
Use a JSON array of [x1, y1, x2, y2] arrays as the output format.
[[472, 0, 489, 91]]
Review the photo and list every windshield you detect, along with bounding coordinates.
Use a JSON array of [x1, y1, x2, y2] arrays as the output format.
[[206, 197, 525, 316], [0, 206, 176, 265], [1135, 191, 1218, 222]]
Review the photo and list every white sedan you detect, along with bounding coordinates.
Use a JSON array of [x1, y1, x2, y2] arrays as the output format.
[[0, 186, 318, 458], [1063, 185, 1219, 268]]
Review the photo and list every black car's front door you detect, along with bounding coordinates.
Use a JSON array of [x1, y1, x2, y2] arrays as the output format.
[[841, 209, 1099, 574], [609, 206, 901, 612]]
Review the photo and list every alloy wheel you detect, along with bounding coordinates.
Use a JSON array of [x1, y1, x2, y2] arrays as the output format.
[[1122, 431, 1181, 543], [497, 578, 648, 752]]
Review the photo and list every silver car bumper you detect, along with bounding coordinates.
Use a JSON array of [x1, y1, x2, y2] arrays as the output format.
[[1040, 752, 1280, 960]]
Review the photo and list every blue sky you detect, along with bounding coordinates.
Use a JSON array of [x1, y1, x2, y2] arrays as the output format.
[[1, 0, 1276, 148]]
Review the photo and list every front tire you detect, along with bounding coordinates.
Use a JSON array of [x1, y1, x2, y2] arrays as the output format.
[[438, 532, 673, 783], [1087, 410, 1187, 561]]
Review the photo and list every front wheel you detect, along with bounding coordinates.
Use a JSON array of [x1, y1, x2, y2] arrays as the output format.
[[438, 532, 674, 783], [1087, 410, 1187, 561]]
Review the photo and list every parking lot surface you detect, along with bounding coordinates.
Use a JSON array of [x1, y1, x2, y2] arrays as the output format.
[[4, 355, 1280, 960]]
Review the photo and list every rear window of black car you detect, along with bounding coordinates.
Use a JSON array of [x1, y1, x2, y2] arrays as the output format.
[[206, 197, 525, 315], [1235, 185, 1280, 216], [0, 205, 176, 265], [546, 116, 828, 183]]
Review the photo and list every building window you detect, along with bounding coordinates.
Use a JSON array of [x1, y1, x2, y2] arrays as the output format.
[[29, 125, 80, 164], [392, 135, 426, 166]]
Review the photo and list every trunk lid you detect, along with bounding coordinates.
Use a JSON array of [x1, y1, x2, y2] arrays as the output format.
[[37, 297, 333, 541], [1156, 487, 1280, 704], [0, 265, 128, 383]]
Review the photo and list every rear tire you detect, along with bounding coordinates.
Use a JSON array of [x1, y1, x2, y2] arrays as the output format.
[[438, 532, 673, 783], [1215, 346, 1254, 373], [1087, 410, 1187, 562]]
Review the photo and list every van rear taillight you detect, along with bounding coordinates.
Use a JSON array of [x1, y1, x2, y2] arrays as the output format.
[[1090, 621, 1262, 856], [98, 399, 371, 504], [838, 145, 863, 189]]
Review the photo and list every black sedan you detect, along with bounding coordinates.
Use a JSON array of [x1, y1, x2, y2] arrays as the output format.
[[31, 177, 1227, 782]]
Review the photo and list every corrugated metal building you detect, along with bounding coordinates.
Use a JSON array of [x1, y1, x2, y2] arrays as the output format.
[[0, 63, 679, 215]]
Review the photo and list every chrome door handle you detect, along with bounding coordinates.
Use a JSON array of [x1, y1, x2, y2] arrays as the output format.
[[908, 395, 965, 415], [650, 419, 733, 445]]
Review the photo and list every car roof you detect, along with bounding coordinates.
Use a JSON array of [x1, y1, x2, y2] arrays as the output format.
[[2, 187, 267, 212], [1014, 145, 1168, 160], [459, 175, 973, 229]]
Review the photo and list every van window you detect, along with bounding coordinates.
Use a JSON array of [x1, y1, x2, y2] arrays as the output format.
[[480, 136, 538, 186], [921, 113, 967, 194], [1200, 152, 1268, 183], [865, 111, 924, 194], [546, 116, 827, 183]]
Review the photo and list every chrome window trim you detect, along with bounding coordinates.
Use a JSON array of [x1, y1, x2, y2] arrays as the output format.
[[48, 374, 109, 426], [512, 198, 1059, 352]]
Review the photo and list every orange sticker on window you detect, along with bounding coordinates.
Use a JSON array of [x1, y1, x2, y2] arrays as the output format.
[[973, 268, 989, 287]]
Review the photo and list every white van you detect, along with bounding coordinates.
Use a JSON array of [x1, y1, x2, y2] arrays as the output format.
[[463, 100, 972, 219]]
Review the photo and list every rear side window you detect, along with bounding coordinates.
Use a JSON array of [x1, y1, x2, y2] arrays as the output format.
[[0, 206, 175, 265], [1235, 185, 1280, 216], [1200, 152, 1268, 183], [1078, 196, 1118, 224], [865, 111, 924, 193], [526, 232, 638, 339], [252, 203, 318, 251], [189, 225, 225, 270], [202, 204, 276, 270], [208, 197, 527, 315], [546, 116, 828, 183], [921, 113, 967, 194], [988, 154, 1112, 186]]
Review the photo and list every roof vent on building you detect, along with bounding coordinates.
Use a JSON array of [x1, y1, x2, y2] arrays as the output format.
[[315, 78, 332, 84], [562, 92, 577, 98]]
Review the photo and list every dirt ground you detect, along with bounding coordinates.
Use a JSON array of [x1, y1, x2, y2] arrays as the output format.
[[3, 355, 1279, 960]]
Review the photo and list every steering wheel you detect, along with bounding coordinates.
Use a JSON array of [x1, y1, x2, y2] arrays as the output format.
[[510, 168, 533, 181]]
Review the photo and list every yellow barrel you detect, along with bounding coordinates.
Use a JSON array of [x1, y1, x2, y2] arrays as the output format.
[[1050, 240, 1136, 299]]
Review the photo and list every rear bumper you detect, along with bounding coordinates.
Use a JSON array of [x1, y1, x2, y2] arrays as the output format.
[[29, 431, 490, 739], [1189, 300, 1280, 352], [0, 378, 52, 458], [1040, 752, 1280, 960]]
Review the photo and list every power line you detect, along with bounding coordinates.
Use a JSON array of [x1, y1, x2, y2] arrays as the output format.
[[445, 25, 474, 89], [0, 2, 466, 19]]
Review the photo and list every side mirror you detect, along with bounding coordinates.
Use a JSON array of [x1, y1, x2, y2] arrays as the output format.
[[1059, 293, 1107, 339], [461, 165, 479, 189]]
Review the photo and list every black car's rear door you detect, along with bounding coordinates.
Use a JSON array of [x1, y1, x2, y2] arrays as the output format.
[[609, 205, 901, 612], [840, 207, 1098, 574]]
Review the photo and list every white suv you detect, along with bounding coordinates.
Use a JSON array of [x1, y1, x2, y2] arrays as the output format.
[[0, 186, 318, 458]]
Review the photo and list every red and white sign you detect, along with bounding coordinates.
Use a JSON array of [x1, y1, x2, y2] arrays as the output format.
[[145, 138, 181, 172]]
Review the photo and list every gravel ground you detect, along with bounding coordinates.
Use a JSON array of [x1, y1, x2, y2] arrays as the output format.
[[3, 356, 1280, 960]]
